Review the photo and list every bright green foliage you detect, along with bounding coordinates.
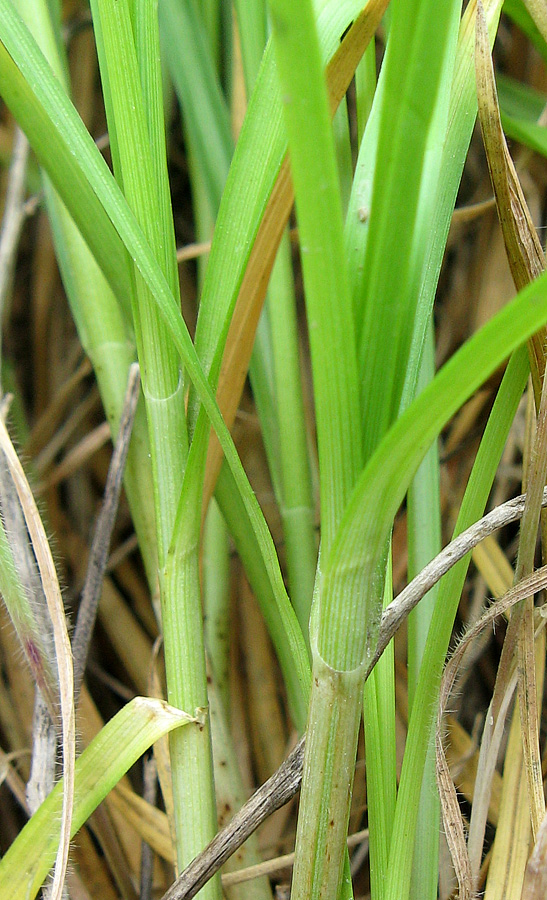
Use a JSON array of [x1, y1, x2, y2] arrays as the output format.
[[1, 1, 546, 898], [498, 73, 547, 156]]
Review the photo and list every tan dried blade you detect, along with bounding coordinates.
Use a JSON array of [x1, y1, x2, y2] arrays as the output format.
[[475, 0, 546, 398], [110, 783, 174, 862], [483, 631, 546, 900], [483, 700, 532, 900], [476, 0, 546, 846], [472, 533, 513, 598], [436, 567, 547, 900], [521, 808, 547, 900]]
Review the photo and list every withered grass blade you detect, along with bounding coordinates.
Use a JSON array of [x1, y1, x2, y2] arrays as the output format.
[[475, 0, 546, 851], [436, 566, 547, 900]]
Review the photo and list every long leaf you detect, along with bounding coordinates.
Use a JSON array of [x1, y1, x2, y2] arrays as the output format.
[[0, 698, 197, 900], [0, 0, 310, 703]]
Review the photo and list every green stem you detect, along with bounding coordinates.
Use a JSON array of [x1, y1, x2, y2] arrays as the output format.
[[266, 4, 366, 898], [383, 346, 529, 900], [203, 500, 231, 719], [292, 655, 364, 900], [163, 551, 219, 888], [90, 0, 219, 883], [363, 548, 396, 898], [260, 230, 317, 642], [406, 320, 441, 900]]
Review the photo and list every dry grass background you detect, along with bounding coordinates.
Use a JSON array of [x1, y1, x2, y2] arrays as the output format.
[[1, 6, 547, 899]]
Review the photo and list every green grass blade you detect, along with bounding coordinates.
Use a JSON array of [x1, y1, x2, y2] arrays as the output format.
[[333, 98, 354, 215], [407, 322, 442, 701], [17, 0, 158, 587], [89, 0, 187, 558], [497, 73, 547, 156], [269, 0, 360, 565], [0, 698, 198, 900], [497, 71, 546, 119], [405, 0, 504, 393], [363, 549, 396, 897], [267, 232, 318, 640], [321, 288, 540, 676], [233, 0, 267, 94], [348, 0, 504, 442], [16, 0, 68, 85], [250, 316, 283, 498], [344, 7, 459, 890], [406, 321, 442, 900], [382, 345, 529, 900], [135, 0, 179, 301], [89, 0, 218, 877], [355, 40, 376, 141], [250, 283, 318, 648], [233, 0, 317, 641], [190, 0, 370, 422], [322, 0, 506, 678], [263, 4, 368, 898], [0, 12, 131, 299], [502, 113, 547, 156], [203, 500, 231, 716], [352, 0, 461, 459], [159, 0, 232, 212]]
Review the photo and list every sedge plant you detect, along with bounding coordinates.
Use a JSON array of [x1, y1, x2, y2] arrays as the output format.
[[1, 1, 547, 899]]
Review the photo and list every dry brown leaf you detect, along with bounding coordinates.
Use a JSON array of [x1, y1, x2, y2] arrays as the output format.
[[110, 783, 174, 863], [475, 0, 546, 394], [521, 808, 547, 900], [239, 577, 287, 784], [476, 0, 546, 844], [436, 566, 547, 900], [483, 703, 532, 900], [40, 420, 111, 492], [472, 534, 513, 599], [70, 826, 120, 900], [484, 632, 546, 900]]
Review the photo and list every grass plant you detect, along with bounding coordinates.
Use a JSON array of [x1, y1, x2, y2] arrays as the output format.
[[1, 1, 547, 899]]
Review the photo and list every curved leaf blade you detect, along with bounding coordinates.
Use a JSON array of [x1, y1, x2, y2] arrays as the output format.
[[0, 698, 197, 900]]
